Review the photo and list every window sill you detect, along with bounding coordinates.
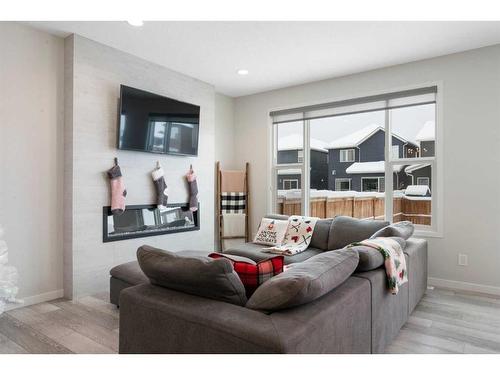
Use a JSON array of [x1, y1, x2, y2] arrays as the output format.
[[413, 228, 443, 239]]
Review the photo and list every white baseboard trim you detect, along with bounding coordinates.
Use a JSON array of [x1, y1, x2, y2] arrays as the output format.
[[3, 289, 64, 312], [428, 277, 500, 297]]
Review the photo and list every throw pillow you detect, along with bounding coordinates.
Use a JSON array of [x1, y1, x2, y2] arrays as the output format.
[[137, 245, 248, 306], [209, 253, 284, 296], [370, 221, 414, 240], [253, 218, 289, 246], [246, 248, 359, 311]]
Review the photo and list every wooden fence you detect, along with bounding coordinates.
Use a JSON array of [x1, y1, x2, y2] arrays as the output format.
[[277, 196, 431, 225]]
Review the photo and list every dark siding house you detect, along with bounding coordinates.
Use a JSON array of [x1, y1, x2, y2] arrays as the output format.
[[277, 135, 328, 190], [327, 124, 419, 192]]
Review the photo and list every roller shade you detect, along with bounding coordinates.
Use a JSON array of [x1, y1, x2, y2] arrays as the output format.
[[270, 86, 437, 124]]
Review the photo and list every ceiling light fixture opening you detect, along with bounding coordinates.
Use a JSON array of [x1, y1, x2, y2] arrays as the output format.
[[237, 69, 249, 76], [127, 20, 144, 27]]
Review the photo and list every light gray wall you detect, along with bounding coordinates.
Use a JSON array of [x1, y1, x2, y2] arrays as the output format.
[[0, 22, 65, 302], [234, 44, 500, 291], [65, 35, 216, 298], [215, 93, 236, 169]]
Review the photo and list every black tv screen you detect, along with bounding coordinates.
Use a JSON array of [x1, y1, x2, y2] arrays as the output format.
[[117, 85, 200, 156]]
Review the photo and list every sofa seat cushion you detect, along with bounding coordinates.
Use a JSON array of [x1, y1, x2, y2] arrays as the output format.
[[246, 248, 359, 311], [110, 261, 148, 286], [137, 245, 248, 306], [223, 242, 322, 265], [328, 216, 389, 250]]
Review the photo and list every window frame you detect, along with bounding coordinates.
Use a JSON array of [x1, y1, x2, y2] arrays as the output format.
[[283, 179, 299, 190], [339, 149, 355, 163], [416, 177, 430, 186], [268, 82, 443, 238], [335, 178, 351, 191], [361, 177, 385, 192], [297, 150, 304, 163]]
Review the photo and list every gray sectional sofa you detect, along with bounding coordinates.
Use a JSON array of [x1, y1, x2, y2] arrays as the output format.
[[111, 215, 427, 354]]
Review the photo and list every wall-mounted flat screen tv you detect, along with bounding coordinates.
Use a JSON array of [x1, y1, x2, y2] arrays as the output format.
[[117, 85, 200, 156]]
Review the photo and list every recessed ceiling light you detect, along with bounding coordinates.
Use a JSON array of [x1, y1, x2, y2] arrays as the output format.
[[237, 69, 249, 76], [127, 20, 144, 27]]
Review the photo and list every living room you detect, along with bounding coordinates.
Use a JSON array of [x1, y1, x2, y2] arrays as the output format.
[[1, 0, 500, 371]]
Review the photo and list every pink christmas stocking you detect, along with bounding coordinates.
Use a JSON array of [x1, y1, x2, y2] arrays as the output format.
[[107, 164, 127, 215]]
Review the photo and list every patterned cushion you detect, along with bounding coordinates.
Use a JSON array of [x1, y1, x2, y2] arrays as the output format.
[[209, 253, 284, 296], [253, 218, 289, 246]]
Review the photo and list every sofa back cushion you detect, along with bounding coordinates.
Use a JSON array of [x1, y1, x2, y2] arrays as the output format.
[[309, 218, 332, 250], [265, 214, 331, 251], [246, 248, 359, 311], [328, 216, 389, 250], [137, 245, 248, 306], [370, 221, 415, 240]]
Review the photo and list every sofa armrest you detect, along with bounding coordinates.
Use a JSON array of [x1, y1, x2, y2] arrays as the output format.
[[404, 238, 428, 313], [119, 284, 281, 353]]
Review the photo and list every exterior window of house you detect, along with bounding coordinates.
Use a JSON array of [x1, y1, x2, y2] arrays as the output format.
[[339, 149, 355, 162], [270, 85, 439, 235], [335, 178, 351, 191], [417, 177, 430, 186], [283, 179, 299, 190], [362, 177, 385, 192], [391, 145, 399, 159]]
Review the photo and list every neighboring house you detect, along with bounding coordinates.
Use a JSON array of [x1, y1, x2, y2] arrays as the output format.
[[326, 124, 419, 192], [277, 135, 328, 190], [402, 120, 435, 190], [415, 120, 435, 157]]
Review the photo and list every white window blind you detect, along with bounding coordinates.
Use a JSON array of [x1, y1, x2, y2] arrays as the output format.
[[270, 86, 437, 124]]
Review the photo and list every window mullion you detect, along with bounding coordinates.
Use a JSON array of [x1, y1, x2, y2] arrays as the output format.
[[303, 119, 311, 216], [384, 105, 393, 223]]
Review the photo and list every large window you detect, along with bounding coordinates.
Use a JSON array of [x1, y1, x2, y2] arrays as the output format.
[[271, 86, 439, 233]]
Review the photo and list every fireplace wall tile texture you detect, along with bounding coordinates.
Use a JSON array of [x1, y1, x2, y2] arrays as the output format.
[[64, 35, 215, 298]]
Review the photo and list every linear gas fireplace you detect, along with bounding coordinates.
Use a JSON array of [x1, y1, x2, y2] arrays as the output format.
[[103, 203, 199, 242]]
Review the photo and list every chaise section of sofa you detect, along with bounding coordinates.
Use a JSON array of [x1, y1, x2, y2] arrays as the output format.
[[119, 277, 372, 354]]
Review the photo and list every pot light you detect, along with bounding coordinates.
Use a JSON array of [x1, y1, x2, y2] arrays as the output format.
[[127, 20, 144, 27], [237, 69, 249, 76]]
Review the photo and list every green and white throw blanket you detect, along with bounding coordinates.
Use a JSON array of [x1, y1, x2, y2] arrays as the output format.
[[350, 237, 408, 295], [263, 215, 318, 256]]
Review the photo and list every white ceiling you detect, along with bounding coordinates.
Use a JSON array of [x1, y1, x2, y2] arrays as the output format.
[[30, 21, 500, 97]]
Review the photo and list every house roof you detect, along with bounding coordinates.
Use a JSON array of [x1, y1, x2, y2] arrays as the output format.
[[277, 134, 328, 152], [345, 161, 404, 174], [415, 121, 435, 142], [404, 163, 431, 174], [327, 124, 414, 149]]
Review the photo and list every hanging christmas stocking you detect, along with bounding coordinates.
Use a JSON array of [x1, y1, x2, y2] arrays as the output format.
[[186, 167, 198, 212], [107, 164, 127, 215], [152, 167, 168, 208]]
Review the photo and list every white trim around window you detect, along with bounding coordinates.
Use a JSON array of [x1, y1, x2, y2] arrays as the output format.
[[416, 177, 430, 186], [361, 177, 385, 192], [283, 179, 299, 190], [268, 81, 444, 238], [339, 149, 355, 162], [335, 178, 351, 191]]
